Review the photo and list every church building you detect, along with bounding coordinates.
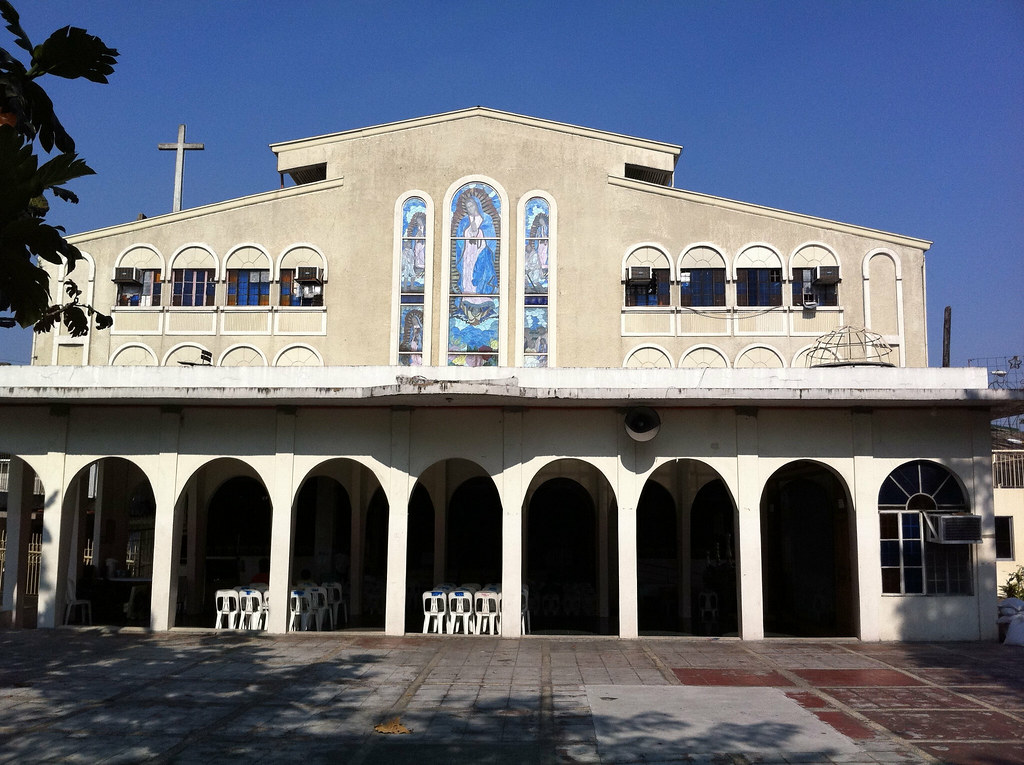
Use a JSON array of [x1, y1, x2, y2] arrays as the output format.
[[1, 108, 1017, 640]]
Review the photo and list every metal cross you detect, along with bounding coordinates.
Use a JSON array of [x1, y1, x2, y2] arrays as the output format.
[[158, 124, 204, 212]]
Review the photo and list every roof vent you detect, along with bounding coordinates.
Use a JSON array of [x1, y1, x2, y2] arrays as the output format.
[[624, 163, 672, 187]]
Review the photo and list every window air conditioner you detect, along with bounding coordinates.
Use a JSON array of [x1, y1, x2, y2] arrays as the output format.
[[924, 513, 983, 544], [813, 266, 840, 285], [296, 266, 323, 282], [801, 290, 818, 309], [627, 266, 652, 282], [114, 267, 142, 284]]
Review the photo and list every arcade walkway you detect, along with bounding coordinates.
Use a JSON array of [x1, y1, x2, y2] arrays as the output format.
[[0, 630, 1021, 764]]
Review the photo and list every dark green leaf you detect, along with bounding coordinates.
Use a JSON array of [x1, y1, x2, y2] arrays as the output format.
[[50, 185, 78, 203], [94, 311, 112, 330], [22, 78, 71, 152], [36, 151, 93, 189], [61, 304, 87, 336], [30, 26, 118, 83], [0, 1, 33, 55]]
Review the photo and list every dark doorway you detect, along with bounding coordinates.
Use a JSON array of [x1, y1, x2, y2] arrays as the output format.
[[690, 479, 737, 636], [446, 476, 502, 586], [637, 481, 679, 633], [760, 462, 854, 637]]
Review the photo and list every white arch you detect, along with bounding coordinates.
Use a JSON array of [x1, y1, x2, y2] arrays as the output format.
[[623, 344, 674, 368], [273, 344, 325, 367], [114, 244, 164, 277], [109, 343, 158, 366], [734, 344, 786, 368], [218, 344, 268, 367], [168, 243, 218, 272], [862, 248, 903, 280], [862, 248, 905, 362], [162, 342, 212, 366], [789, 242, 838, 270], [679, 243, 727, 270], [276, 243, 328, 281], [621, 242, 672, 275], [222, 243, 271, 278], [734, 243, 784, 279], [679, 344, 730, 368]]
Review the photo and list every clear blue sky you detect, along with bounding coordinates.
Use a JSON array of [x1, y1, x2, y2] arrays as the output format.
[[1, 0, 1021, 367]]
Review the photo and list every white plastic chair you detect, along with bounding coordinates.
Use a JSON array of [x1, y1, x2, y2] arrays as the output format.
[[307, 586, 330, 630], [289, 589, 314, 631], [474, 590, 501, 635], [422, 590, 447, 633], [238, 588, 265, 630], [323, 581, 347, 627], [447, 589, 475, 634], [64, 578, 92, 626], [214, 589, 241, 629], [521, 586, 531, 635]]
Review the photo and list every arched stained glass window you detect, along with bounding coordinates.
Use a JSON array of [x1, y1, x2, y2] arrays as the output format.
[[523, 197, 549, 367], [398, 197, 428, 365], [449, 183, 501, 367]]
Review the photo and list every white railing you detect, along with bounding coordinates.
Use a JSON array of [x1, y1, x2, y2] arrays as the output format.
[[994, 450, 1024, 489]]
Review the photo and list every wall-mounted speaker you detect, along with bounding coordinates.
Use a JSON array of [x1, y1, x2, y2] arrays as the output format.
[[624, 407, 660, 442]]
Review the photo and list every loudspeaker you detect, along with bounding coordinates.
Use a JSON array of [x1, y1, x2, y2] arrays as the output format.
[[624, 407, 660, 442]]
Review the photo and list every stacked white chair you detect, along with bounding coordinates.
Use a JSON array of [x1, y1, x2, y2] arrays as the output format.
[[448, 589, 475, 634], [308, 586, 331, 630], [474, 589, 501, 635], [64, 577, 92, 626], [422, 590, 447, 633], [214, 589, 241, 629], [238, 588, 265, 630], [289, 589, 314, 631], [323, 581, 347, 628], [521, 586, 531, 634]]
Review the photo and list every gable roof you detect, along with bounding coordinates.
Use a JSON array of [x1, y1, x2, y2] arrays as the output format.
[[268, 106, 682, 163]]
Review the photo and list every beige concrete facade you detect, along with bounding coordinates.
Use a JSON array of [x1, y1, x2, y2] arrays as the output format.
[[3, 109, 1019, 642]]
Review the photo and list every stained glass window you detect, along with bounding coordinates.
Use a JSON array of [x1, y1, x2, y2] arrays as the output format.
[[399, 197, 428, 365], [523, 197, 549, 367], [449, 183, 500, 367]]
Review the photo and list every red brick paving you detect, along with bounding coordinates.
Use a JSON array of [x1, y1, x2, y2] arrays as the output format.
[[859, 709, 1024, 742], [784, 690, 830, 708], [917, 741, 1024, 765], [791, 668, 923, 686], [811, 710, 878, 740], [826, 685, 983, 710]]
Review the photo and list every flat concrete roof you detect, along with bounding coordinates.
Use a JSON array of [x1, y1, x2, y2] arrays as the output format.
[[1, 365, 1021, 415]]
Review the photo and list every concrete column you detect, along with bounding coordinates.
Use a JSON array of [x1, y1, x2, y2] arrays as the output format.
[[150, 407, 183, 630], [972, 412, 998, 640], [1, 459, 31, 624], [266, 408, 297, 633], [617, 434, 640, 639], [384, 408, 412, 635], [851, 410, 881, 641], [734, 408, 764, 640], [37, 408, 71, 629], [500, 408, 524, 636]]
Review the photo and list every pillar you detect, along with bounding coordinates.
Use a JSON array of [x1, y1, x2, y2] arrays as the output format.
[[851, 410, 880, 640], [500, 408, 524, 637], [734, 408, 764, 640], [384, 407, 412, 635], [266, 407, 297, 633], [36, 408, 71, 629], [150, 407, 183, 630]]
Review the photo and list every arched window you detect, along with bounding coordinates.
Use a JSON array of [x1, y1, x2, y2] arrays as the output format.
[[679, 246, 726, 307], [169, 246, 217, 307], [624, 246, 671, 307], [397, 196, 429, 365], [114, 246, 164, 307], [878, 460, 972, 595], [791, 244, 839, 307], [448, 182, 501, 366], [225, 246, 271, 306], [522, 195, 551, 367], [735, 246, 782, 307], [279, 245, 326, 307]]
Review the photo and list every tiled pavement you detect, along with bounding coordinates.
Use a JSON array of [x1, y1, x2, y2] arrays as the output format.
[[0, 629, 1022, 764]]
